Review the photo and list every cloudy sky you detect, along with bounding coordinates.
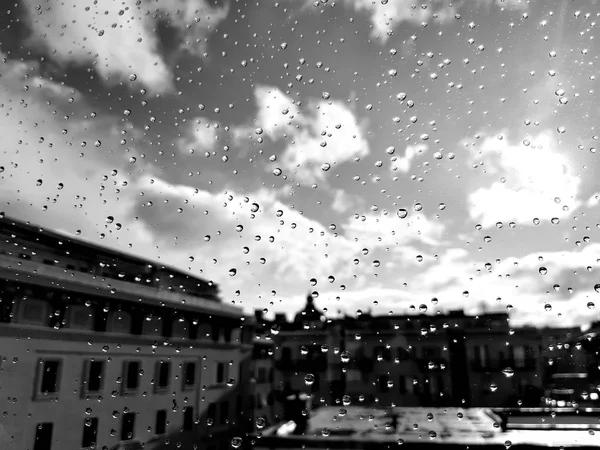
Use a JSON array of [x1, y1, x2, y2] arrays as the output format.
[[1, 0, 599, 328]]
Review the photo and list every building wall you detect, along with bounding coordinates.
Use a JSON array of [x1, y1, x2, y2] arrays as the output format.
[[0, 324, 249, 450]]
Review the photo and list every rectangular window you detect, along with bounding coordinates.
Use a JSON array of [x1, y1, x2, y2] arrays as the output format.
[[38, 359, 61, 396], [124, 361, 140, 392], [378, 374, 390, 393], [155, 410, 167, 435], [183, 406, 194, 431], [236, 395, 243, 415], [207, 403, 217, 423], [256, 367, 267, 384], [121, 412, 136, 441], [86, 361, 104, 393], [184, 362, 196, 388], [156, 361, 170, 390], [33, 422, 53, 450], [437, 376, 445, 394], [514, 346, 526, 368], [399, 375, 407, 394], [219, 401, 229, 424], [216, 362, 226, 384], [81, 418, 98, 449]]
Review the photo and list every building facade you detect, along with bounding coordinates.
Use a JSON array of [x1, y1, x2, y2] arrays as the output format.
[[0, 217, 253, 450], [268, 296, 589, 411]]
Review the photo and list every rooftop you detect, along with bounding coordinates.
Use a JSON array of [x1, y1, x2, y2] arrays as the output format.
[[259, 406, 600, 448]]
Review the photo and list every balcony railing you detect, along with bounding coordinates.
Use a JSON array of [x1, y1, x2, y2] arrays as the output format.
[[416, 358, 447, 371], [471, 358, 537, 372]]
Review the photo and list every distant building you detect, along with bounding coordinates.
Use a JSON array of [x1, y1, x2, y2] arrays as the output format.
[[0, 216, 254, 450], [265, 297, 589, 412]]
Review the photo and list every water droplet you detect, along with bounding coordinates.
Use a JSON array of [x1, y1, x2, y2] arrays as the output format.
[[414, 203, 423, 211], [229, 268, 237, 277], [539, 267, 547, 275], [304, 373, 315, 385], [321, 163, 331, 172], [397, 209, 408, 219], [502, 367, 514, 378], [231, 437, 243, 448], [340, 351, 351, 363]]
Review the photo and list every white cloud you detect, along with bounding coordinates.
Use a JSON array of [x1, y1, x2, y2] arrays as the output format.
[[342, 210, 446, 249], [21, 0, 228, 93], [391, 144, 428, 173], [0, 53, 153, 250], [178, 119, 219, 154], [254, 86, 303, 139], [467, 131, 581, 227], [587, 193, 600, 208], [344, 0, 452, 41], [249, 86, 369, 183], [130, 176, 365, 299], [331, 189, 361, 214]]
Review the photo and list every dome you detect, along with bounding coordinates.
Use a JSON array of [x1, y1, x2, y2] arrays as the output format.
[[294, 293, 325, 325]]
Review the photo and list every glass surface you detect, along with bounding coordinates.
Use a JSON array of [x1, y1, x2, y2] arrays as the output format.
[[1, 1, 600, 450]]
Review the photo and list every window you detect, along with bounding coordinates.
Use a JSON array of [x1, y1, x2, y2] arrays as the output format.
[[183, 362, 196, 388], [85, 360, 104, 393], [172, 318, 190, 339], [437, 376, 445, 394], [107, 311, 132, 334], [142, 314, 163, 336], [155, 410, 167, 435], [211, 325, 220, 341], [156, 361, 170, 391], [81, 417, 98, 449], [20, 299, 49, 326], [183, 406, 194, 431], [378, 374, 390, 393], [281, 347, 292, 361], [196, 323, 211, 340], [123, 361, 141, 392], [236, 395, 243, 414], [68, 305, 94, 330], [223, 327, 232, 343], [207, 403, 217, 423], [216, 362, 226, 384], [219, 401, 229, 424], [399, 375, 407, 394], [256, 367, 267, 383], [121, 412, 136, 441], [37, 359, 61, 397], [33, 423, 53, 450]]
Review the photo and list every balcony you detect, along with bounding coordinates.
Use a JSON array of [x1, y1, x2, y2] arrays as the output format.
[[416, 358, 447, 371], [471, 359, 537, 372]]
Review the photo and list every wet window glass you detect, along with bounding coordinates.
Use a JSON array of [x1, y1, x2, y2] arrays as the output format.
[[1, 1, 600, 450]]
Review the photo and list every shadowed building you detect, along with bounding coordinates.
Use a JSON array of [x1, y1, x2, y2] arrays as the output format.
[[0, 216, 254, 450]]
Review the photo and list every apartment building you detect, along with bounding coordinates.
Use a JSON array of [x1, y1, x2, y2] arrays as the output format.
[[0, 217, 253, 450], [269, 296, 587, 410]]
